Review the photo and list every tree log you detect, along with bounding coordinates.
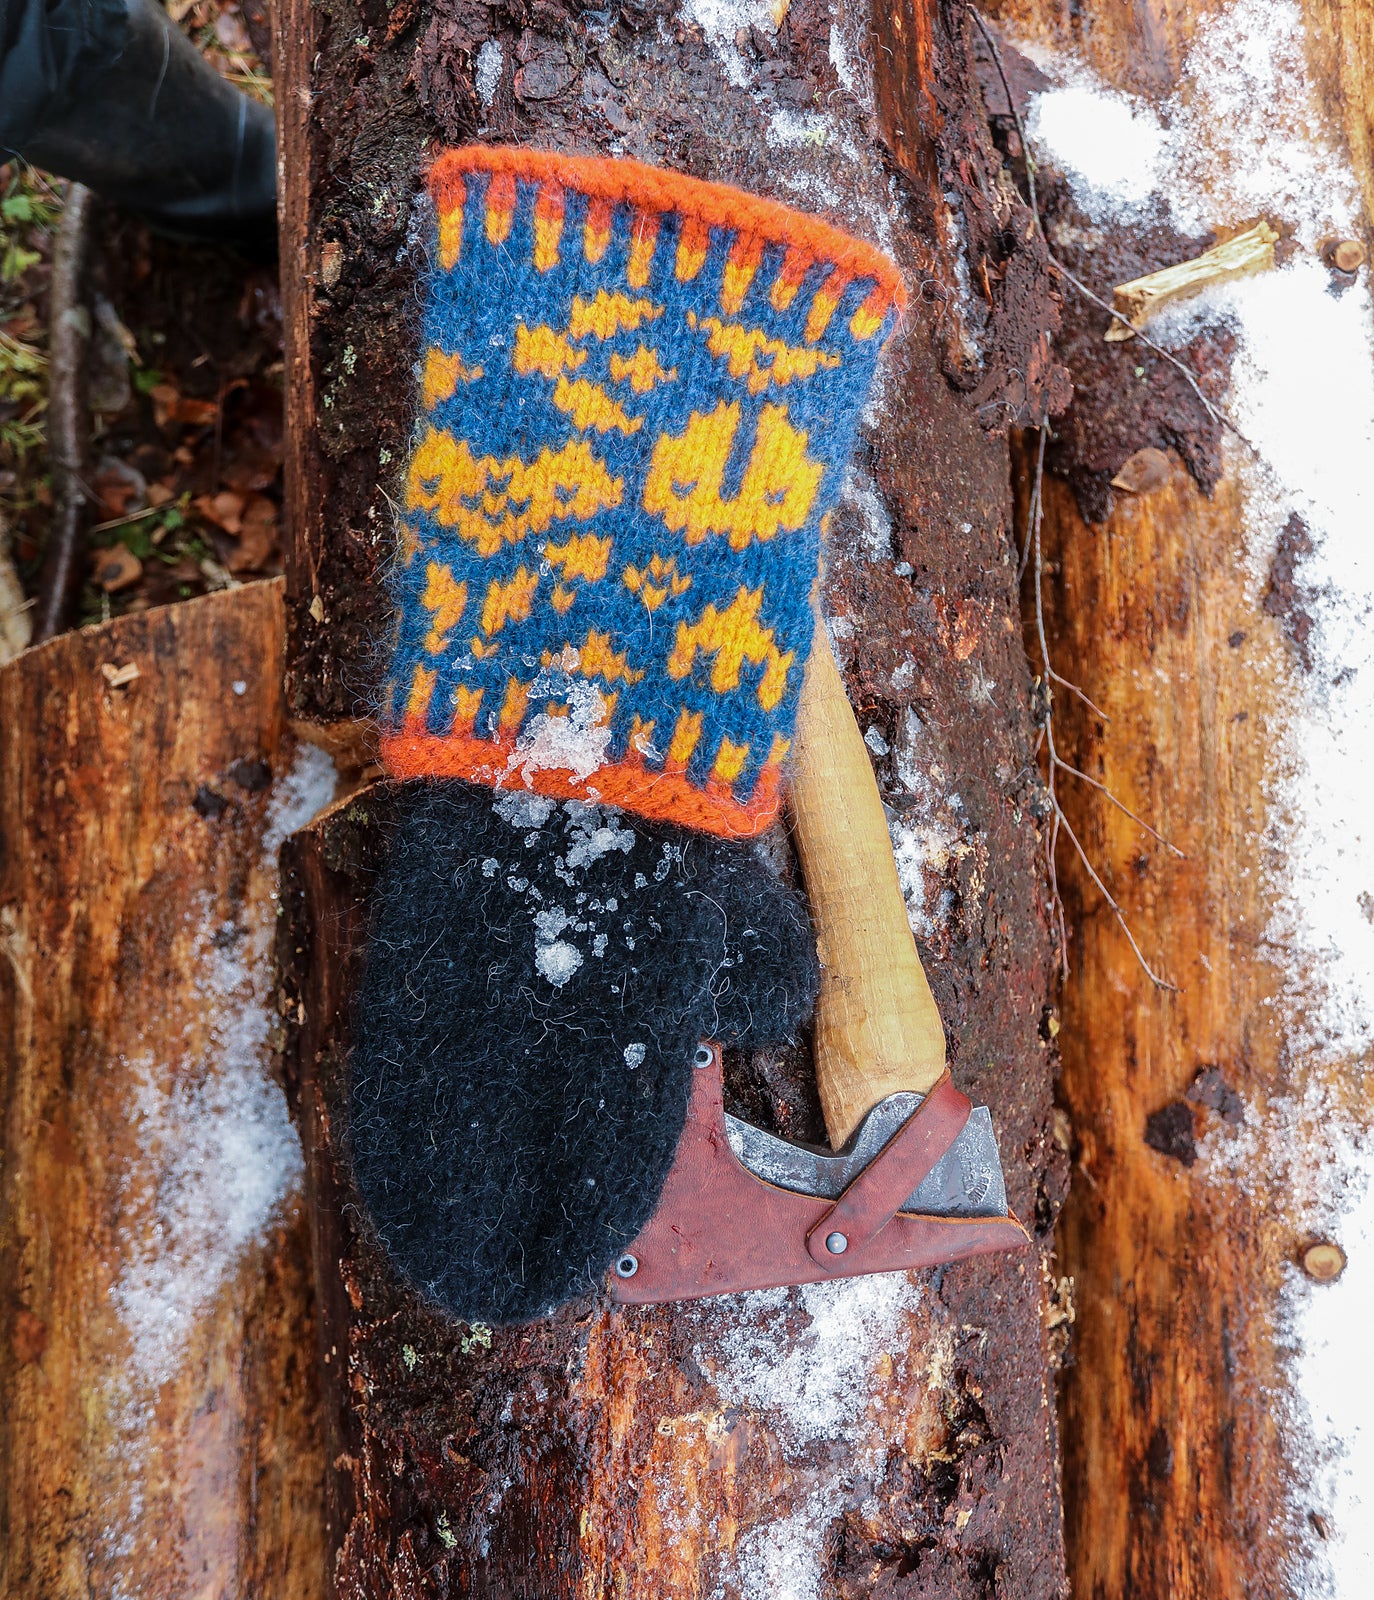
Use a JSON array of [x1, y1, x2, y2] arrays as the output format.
[[0, 580, 327, 1598], [273, 0, 1071, 1590], [982, 0, 1374, 1591]]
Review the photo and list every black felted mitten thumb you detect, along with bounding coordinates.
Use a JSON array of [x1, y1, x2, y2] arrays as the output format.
[[351, 783, 817, 1324]]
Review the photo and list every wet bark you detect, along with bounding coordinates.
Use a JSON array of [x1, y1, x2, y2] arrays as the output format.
[[272, 0, 1070, 1590]]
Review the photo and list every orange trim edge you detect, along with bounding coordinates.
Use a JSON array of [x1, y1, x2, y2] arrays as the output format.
[[428, 145, 907, 311], [382, 729, 784, 840]]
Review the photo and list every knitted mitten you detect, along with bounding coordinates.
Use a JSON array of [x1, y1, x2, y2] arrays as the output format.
[[352, 147, 905, 1325]]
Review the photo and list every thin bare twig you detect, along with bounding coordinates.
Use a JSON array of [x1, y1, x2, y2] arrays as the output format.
[[972, 6, 1247, 450], [1047, 668, 1111, 723], [1047, 255, 1243, 444], [976, 5, 1182, 990], [971, 9, 1038, 224], [1027, 432, 1180, 991], [1016, 418, 1045, 582], [32, 183, 96, 644], [1055, 755, 1185, 857]]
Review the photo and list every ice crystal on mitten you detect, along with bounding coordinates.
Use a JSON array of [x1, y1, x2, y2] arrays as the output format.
[[350, 784, 817, 1325], [352, 147, 904, 1324]]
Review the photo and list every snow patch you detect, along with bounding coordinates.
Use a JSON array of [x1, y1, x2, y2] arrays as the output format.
[[476, 38, 502, 106], [841, 462, 894, 562], [1026, 84, 1167, 217], [1291, 1160, 1374, 1582], [561, 801, 636, 869], [107, 742, 330, 1388], [1026, 0, 1359, 247], [890, 815, 960, 942], [683, 0, 774, 87], [112, 1030, 303, 1389], [494, 789, 555, 830], [534, 905, 585, 986], [699, 1275, 920, 1600]]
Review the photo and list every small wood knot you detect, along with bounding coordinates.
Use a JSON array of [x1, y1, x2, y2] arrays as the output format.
[[1330, 239, 1366, 274], [1301, 1241, 1347, 1282]]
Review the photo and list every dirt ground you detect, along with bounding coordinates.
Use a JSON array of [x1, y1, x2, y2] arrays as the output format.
[[0, 0, 281, 630]]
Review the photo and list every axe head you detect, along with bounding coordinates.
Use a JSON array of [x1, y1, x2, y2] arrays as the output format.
[[607, 1044, 1028, 1306]]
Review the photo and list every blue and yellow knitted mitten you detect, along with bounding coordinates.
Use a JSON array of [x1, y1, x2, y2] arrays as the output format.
[[350, 148, 904, 1324]]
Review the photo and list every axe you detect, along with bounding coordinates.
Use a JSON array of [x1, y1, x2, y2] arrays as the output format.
[[608, 629, 1028, 1304]]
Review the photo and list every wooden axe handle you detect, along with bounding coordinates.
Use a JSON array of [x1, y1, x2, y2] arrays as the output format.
[[791, 630, 946, 1149]]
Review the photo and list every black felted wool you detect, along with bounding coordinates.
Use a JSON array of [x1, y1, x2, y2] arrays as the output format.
[[350, 779, 818, 1326]]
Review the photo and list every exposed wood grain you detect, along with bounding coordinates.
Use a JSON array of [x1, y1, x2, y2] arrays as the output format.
[[1038, 464, 1296, 1597], [0, 580, 326, 1598]]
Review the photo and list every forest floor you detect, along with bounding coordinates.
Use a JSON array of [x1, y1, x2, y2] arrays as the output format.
[[0, 0, 280, 634]]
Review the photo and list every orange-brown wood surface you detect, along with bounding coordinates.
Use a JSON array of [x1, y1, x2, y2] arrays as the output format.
[[982, 0, 1374, 1591], [1040, 466, 1295, 1596], [0, 581, 326, 1598]]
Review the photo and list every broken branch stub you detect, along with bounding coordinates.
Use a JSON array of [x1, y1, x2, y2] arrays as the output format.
[[1104, 219, 1279, 342]]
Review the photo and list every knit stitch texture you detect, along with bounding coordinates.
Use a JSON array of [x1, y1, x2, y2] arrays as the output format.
[[383, 146, 904, 838], [350, 780, 819, 1324]]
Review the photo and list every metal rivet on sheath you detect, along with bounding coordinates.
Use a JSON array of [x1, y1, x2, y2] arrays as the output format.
[[825, 1232, 849, 1255], [693, 1045, 714, 1069], [615, 1253, 640, 1278]]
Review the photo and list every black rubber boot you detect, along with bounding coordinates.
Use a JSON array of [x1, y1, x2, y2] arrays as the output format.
[[1, 0, 277, 257]]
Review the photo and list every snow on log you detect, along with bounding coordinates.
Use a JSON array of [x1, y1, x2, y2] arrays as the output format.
[[989, 0, 1374, 1591], [0, 580, 329, 1597]]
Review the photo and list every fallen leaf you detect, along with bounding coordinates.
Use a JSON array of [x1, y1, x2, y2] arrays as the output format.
[[226, 495, 279, 572], [92, 545, 143, 593], [95, 478, 138, 520], [99, 661, 142, 688], [149, 382, 181, 429], [178, 396, 220, 428], [195, 489, 247, 534], [149, 382, 219, 431], [1111, 447, 1172, 496], [94, 458, 147, 520]]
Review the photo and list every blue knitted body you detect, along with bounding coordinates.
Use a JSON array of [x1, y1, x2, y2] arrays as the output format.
[[382, 147, 904, 837]]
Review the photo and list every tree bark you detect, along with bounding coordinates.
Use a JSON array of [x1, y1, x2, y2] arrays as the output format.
[[0, 580, 327, 1598], [273, 0, 1071, 1591]]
